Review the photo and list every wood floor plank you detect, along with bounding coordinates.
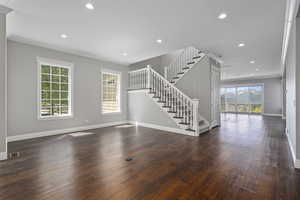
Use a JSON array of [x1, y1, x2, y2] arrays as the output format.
[[0, 114, 299, 200]]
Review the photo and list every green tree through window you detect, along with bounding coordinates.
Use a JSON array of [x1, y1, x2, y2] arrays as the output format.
[[40, 64, 71, 118]]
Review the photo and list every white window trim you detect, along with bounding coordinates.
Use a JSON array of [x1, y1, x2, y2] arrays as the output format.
[[101, 69, 122, 115], [37, 57, 74, 120]]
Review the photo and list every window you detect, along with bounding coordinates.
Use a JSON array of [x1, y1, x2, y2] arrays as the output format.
[[221, 84, 263, 114], [101, 71, 121, 114], [38, 58, 73, 119]]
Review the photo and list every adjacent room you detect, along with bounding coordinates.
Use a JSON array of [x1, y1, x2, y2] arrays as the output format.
[[0, 0, 300, 199]]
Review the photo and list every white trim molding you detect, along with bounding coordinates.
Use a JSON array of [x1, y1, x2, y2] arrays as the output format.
[[37, 57, 74, 120], [262, 113, 283, 117], [8, 36, 126, 65], [101, 69, 122, 114], [285, 128, 300, 169], [7, 121, 128, 142], [0, 152, 7, 161], [295, 159, 300, 169], [0, 5, 13, 15], [281, 0, 300, 74], [222, 73, 282, 82], [131, 121, 197, 136]]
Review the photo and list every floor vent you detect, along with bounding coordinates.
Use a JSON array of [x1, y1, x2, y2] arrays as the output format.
[[69, 132, 95, 137], [8, 152, 21, 159], [116, 124, 136, 128], [125, 158, 133, 162]]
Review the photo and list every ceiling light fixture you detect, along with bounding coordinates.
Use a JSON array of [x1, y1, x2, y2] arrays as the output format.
[[85, 3, 94, 10], [156, 39, 162, 44], [122, 52, 128, 56], [238, 43, 245, 47], [218, 13, 227, 19], [250, 60, 255, 64], [61, 34, 68, 39], [256, 68, 259, 71]]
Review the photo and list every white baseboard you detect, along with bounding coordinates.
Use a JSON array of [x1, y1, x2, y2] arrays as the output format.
[[7, 121, 129, 142], [262, 113, 283, 117], [285, 128, 300, 169], [0, 152, 7, 161], [295, 159, 300, 169], [133, 121, 197, 136]]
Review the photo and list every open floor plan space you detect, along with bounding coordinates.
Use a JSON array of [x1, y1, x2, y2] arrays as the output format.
[[1, 0, 300, 199], [1, 114, 299, 200]]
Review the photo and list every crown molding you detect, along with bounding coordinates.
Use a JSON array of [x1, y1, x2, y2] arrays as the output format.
[[281, 0, 300, 75], [221, 73, 282, 82], [0, 5, 13, 15], [8, 35, 129, 66]]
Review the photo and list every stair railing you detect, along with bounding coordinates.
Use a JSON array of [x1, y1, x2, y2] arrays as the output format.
[[128, 66, 199, 134], [128, 68, 149, 90], [164, 47, 199, 82]]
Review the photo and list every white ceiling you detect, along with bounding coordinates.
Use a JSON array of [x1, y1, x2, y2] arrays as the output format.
[[1, 0, 286, 80]]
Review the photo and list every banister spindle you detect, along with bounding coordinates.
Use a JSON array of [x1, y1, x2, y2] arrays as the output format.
[[147, 65, 151, 89]]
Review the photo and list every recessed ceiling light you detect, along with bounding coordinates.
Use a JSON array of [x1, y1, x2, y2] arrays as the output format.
[[122, 52, 128, 56], [250, 60, 255, 64], [238, 43, 245, 47], [60, 34, 68, 39], [256, 68, 259, 71], [85, 3, 94, 10], [156, 39, 162, 44], [218, 13, 227, 19]]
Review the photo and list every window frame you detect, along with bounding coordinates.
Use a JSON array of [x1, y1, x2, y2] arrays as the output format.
[[37, 57, 74, 120], [221, 83, 264, 114], [101, 69, 121, 114]]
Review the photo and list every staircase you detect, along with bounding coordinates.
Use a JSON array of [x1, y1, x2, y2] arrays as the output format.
[[164, 47, 205, 84], [128, 49, 209, 136]]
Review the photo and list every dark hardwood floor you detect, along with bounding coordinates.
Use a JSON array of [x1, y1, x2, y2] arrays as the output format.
[[1, 114, 300, 200]]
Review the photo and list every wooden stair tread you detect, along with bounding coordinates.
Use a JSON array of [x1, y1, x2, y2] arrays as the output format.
[[179, 122, 191, 125], [173, 116, 183, 119], [192, 56, 201, 59], [186, 128, 196, 132], [187, 62, 195, 65]]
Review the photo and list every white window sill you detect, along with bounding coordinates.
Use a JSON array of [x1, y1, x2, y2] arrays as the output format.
[[102, 111, 122, 115], [38, 115, 73, 121]]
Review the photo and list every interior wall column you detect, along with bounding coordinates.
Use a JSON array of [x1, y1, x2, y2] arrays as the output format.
[[0, 5, 12, 161]]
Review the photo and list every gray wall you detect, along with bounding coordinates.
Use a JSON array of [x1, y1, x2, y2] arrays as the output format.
[[282, 72, 286, 118], [7, 40, 129, 137], [285, 18, 297, 159], [129, 49, 183, 75], [175, 57, 212, 122], [0, 14, 7, 154], [128, 91, 178, 129], [222, 77, 283, 115]]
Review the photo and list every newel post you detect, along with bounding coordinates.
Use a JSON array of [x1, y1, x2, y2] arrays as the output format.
[[147, 65, 151, 89], [192, 99, 200, 136]]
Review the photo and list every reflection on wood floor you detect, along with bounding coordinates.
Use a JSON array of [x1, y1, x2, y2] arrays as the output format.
[[0, 114, 299, 200]]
